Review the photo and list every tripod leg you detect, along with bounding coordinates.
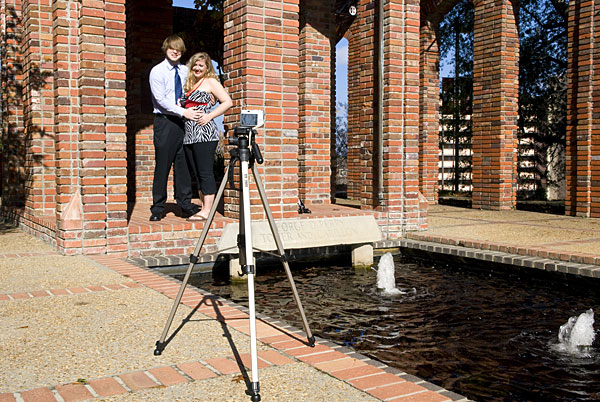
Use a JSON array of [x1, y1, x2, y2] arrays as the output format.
[[239, 159, 261, 401], [251, 164, 315, 346], [154, 165, 230, 356]]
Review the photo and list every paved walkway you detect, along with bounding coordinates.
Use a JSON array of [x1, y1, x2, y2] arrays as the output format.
[[0, 221, 463, 402]]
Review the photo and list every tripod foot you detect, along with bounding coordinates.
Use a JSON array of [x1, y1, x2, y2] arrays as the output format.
[[247, 382, 260, 401], [307, 335, 316, 347], [154, 341, 165, 356]]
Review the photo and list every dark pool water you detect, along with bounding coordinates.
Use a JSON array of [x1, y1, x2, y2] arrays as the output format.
[[182, 256, 600, 402]]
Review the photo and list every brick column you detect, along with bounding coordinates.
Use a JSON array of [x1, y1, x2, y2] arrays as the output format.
[[347, 0, 376, 207], [419, 20, 439, 203], [346, 27, 361, 201], [298, 0, 334, 205], [77, 0, 109, 254], [223, 0, 300, 219], [382, 0, 424, 234], [53, 0, 82, 253], [566, 0, 600, 217], [104, 0, 128, 254], [21, 0, 55, 216], [1, 0, 26, 210], [471, 0, 519, 210], [347, 0, 425, 235]]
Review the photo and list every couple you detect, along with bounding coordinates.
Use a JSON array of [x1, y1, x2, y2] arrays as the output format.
[[149, 35, 232, 222]]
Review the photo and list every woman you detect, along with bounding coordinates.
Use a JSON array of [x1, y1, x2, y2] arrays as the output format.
[[181, 52, 232, 221]]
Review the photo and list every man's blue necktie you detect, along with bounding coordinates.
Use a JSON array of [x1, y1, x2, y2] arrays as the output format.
[[174, 65, 182, 104]]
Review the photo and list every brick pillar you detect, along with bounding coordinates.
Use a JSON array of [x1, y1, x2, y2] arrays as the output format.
[[382, 0, 424, 234], [126, 1, 173, 204], [298, 0, 334, 205], [104, 0, 128, 254], [77, 0, 108, 254], [471, 0, 519, 210], [22, 0, 55, 217], [419, 20, 439, 203], [53, 0, 128, 255], [566, 0, 600, 217], [346, 27, 361, 201], [347, 0, 376, 207], [223, 0, 300, 219], [1, 0, 26, 209], [53, 0, 82, 253]]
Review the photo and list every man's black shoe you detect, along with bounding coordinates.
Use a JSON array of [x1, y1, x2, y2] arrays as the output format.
[[149, 213, 162, 222]]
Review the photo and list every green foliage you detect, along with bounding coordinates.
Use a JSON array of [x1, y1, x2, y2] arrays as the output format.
[[176, 2, 225, 82], [518, 0, 567, 195]]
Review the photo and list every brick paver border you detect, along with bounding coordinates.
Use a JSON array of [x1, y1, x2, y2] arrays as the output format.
[[0, 282, 143, 301]]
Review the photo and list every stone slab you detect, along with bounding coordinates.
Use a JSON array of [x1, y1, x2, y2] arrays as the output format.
[[217, 216, 382, 253]]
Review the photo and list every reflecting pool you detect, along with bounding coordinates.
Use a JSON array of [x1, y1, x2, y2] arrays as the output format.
[[182, 256, 600, 401]]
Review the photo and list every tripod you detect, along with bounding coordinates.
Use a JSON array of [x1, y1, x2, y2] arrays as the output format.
[[154, 126, 315, 402]]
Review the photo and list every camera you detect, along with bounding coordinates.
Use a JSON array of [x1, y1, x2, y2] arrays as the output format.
[[228, 110, 264, 165], [230, 110, 264, 143], [240, 110, 264, 129]]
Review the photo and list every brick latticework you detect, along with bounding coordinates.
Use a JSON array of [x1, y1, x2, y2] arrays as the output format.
[[223, 0, 300, 220], [471, 0, 519, 210], [419, 21, 439, 203], [298, 0, 334, 205], [566, 0, 600, 217]]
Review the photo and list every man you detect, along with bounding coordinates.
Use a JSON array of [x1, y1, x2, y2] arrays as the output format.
[[148, 35, 200, 221]]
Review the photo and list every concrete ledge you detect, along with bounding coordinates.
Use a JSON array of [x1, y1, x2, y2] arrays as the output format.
[[378, 238, 600, 282]]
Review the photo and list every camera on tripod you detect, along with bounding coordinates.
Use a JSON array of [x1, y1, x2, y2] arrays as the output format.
[[229, 109, 264, 143]]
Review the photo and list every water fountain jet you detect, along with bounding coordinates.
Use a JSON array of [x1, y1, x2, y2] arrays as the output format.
[[557, 308, 595, 355], [376, 253, 403, 295]]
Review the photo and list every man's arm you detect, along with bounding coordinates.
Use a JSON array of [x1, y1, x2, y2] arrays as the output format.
[[149, 67, 186, 117]]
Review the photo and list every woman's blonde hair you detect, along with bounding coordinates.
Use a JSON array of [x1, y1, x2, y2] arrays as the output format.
[[184, 52, 219, 91]]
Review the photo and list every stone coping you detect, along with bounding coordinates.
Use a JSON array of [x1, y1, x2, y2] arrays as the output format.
[[375, 239, 600, 280]]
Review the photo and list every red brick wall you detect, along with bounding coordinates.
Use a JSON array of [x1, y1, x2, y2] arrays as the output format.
[[223, 0, 300, 219], [471, 0, 519, 210], [419, 21, 439, 204], [566, 0, 600, 217], [298, 0, 334, 205]]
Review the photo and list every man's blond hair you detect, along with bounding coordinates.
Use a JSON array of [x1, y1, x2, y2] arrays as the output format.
[[161, 35, 186, 54]]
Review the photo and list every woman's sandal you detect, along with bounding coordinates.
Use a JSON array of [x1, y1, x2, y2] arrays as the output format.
[[187, 213, 207, 222]]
